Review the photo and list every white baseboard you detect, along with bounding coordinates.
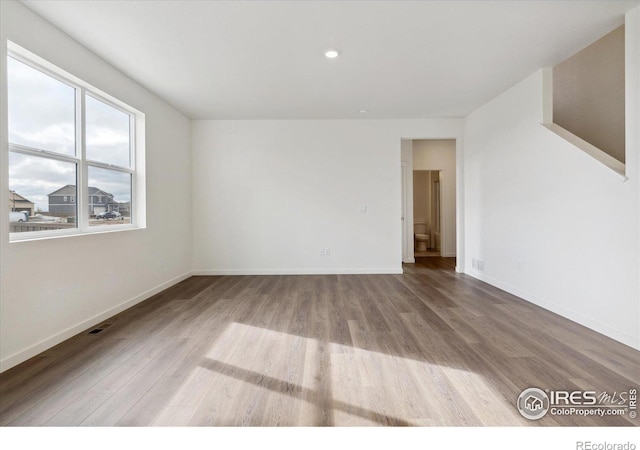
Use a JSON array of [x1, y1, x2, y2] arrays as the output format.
[[403, 258, 416, 264], [442, 252, 457, 257], [464, 269, 640, 351], [192, 267, 403, 275], [0, 271, 193, 373]]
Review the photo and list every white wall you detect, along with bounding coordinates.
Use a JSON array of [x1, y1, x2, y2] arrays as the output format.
[[462, 7, 640, 349], [400, 139, 414, 263], [413, 171, 430, 227], [0, 1, 193, 371], [192, 119, 463, 274], [413, 140, 457, 257]]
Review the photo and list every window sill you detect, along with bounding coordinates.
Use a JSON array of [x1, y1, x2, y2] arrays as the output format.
[[9, 224, 145, 243]]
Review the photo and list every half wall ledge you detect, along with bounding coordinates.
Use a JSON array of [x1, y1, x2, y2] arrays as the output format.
[[541, 122, 627, 180]]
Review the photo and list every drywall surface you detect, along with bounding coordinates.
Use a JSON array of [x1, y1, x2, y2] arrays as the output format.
[[0, 1, 193, 371], [401, 139, 414, 263], [464, 10, 639, 351], [553, 25, 625, 163], [413, 171, 430, 228], [192, 119, 463, 274]]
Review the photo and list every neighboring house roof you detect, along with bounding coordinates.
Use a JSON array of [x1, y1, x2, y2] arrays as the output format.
[[48, 185, 113, 197], [9, 190, 34, 204], [48, 185, 77, 196], [88, 186, 112, 197]]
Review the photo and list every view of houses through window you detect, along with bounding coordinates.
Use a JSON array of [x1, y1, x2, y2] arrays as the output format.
[[7, 49, 135, 236], [8, 182, 131, 231]]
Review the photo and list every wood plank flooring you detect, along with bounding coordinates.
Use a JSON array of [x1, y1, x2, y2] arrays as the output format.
[[1, 257, 638, 426]]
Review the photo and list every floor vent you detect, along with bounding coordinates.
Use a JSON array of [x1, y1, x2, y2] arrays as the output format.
[[88, 323, 112, 335]]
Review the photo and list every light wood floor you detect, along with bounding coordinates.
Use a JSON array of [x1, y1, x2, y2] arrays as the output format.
[[1, 257, 638, 426], [413, 249, 440, 257]]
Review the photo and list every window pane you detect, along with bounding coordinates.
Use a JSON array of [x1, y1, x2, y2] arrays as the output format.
[[7, 57, 76, 156], [9, 152, 78, 233], [86, 95, 131, 168], [88, 166, 131, 226]]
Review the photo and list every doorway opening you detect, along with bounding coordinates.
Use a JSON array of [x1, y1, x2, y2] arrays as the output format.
[[401, 138, 457, 270]]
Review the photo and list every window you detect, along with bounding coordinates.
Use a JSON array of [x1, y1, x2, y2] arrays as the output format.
[[7, 43, 144, 239]]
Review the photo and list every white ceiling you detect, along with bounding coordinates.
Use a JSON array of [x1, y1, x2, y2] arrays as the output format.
[[22, 0, 639, 120]]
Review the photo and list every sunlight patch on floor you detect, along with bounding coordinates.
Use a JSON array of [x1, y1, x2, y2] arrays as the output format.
[[155, 321, 524, 425]]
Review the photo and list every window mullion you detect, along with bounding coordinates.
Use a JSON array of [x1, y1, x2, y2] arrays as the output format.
[[78, 87, 88, 231], [86, 160, 134, 174], [8, 143, 81, 164]]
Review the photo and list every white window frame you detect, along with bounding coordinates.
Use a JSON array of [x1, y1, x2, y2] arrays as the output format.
[[7, 42, 145, 242]]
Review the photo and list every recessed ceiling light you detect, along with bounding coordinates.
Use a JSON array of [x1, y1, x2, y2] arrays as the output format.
[[359, 109, 369, 114], [324, 49, 340, 59]]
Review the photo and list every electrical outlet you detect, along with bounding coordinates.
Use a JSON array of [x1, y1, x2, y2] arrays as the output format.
[[319, 248, 331, 256], [477, 260, 484, 271]]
